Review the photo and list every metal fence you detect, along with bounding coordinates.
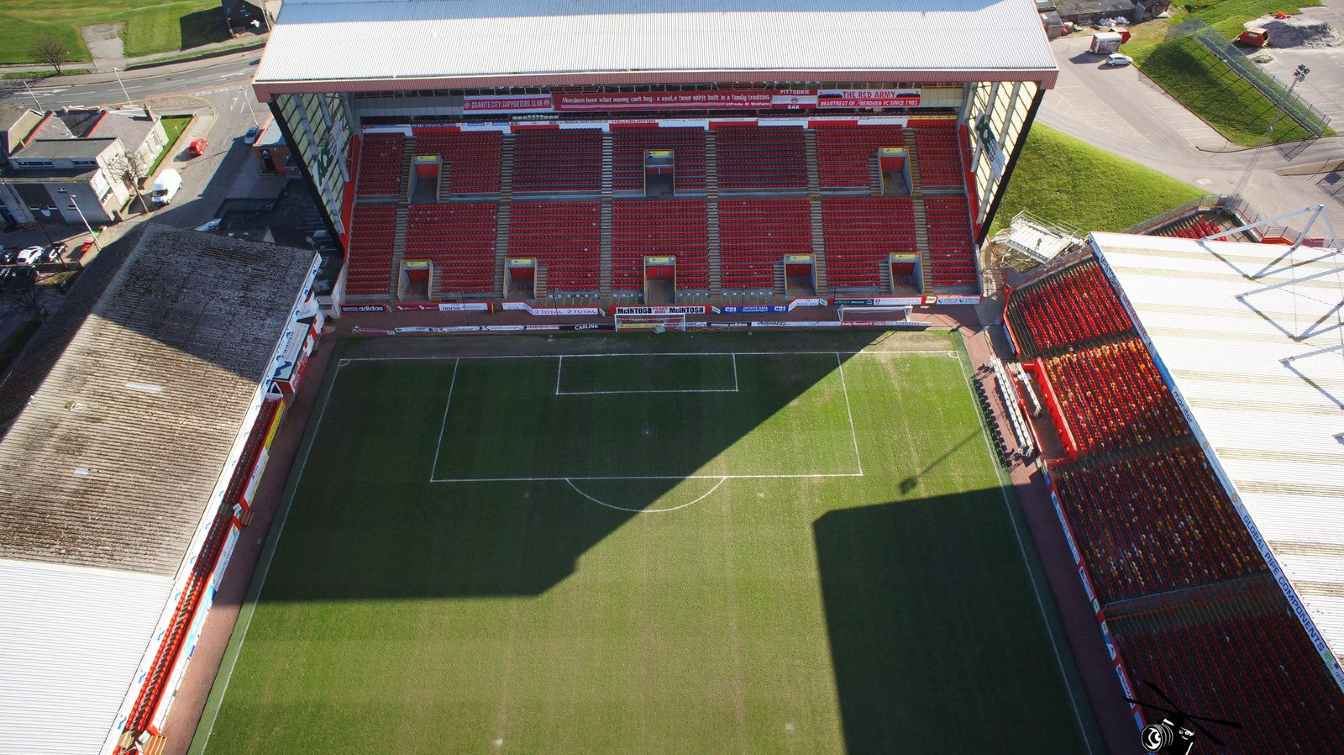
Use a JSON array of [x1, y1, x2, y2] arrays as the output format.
[[1173, 20, 1332, 138]]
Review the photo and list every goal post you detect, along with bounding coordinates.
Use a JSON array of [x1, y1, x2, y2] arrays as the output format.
[[837, 305, 912, 325], [614, 312, 688, 333]]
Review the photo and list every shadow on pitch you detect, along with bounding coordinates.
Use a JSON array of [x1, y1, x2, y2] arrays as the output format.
[[812, 491, 1090, 754], [255, 331, 908, 602]]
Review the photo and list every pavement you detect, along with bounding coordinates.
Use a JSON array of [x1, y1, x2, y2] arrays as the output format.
[[1041, 32, 1344, 234]]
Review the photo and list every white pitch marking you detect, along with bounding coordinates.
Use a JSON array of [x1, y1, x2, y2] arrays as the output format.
[[427, 358, 460, 482], [554, 354, 563, 396], [955, 350, 1094, 754], [432, 471, 863, 483], [565, 476, 728, 513], [557, 388, 740, 395], [553, 352, 739, 394], [834, 353, 864, 475], [341, 349, 959, 363]]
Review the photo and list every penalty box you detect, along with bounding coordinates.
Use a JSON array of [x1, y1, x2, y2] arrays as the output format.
[[427, 352, 864, 482]]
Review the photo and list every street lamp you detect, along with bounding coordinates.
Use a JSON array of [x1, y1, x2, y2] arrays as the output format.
[[21, 79, 41, 111], [112, 67, 132, 105], [1291, 64, 1311, 93], [56, 188, 101, 252]]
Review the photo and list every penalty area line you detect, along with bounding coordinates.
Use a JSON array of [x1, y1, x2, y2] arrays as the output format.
[[430, 471, 864, 483], [427, 358, 460, 483], [564, 476, 730, 513]]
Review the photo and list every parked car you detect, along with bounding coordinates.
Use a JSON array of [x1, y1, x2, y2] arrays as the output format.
[[1105, 53, 1133, 67], [151, 170, 183, 206], [16, 246, 44, 265]]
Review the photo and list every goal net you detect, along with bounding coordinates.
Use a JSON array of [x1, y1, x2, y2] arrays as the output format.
[[614, 313, 688, 333], [837, 305, 911, 325]]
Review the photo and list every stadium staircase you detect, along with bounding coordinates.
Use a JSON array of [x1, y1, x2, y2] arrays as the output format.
[[494, 135, 515, 297], [905, 138, 932, 292], [911, 198, 931, 293], [804, 129, 830, 294], [389, 207, 408, 296], [705, 131, 723, 297], [401, 139, 416, 204], [436, 161, 451, 202], [600, 134, 614, 297]]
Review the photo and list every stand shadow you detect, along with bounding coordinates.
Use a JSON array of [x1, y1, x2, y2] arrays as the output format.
[[258, 333, 905, 602], [813, 492, 1089, 753]]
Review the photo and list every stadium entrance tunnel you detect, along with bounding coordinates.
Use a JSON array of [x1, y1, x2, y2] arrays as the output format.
[[253, 330, 943, 603], [813, 491, 1093, 753]]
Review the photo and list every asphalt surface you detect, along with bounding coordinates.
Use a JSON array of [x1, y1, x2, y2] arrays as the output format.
[[1, 49, 262, 111], [1042, 33, 1344, 233]]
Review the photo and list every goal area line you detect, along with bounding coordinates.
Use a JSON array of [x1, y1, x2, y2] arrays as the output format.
[[554, 353, 740, 395]]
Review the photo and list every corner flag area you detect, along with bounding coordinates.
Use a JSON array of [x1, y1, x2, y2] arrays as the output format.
[[193, 331, 1093, 753]]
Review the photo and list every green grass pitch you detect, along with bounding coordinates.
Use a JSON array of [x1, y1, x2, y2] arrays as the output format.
[[195, 331, 1093, 754]]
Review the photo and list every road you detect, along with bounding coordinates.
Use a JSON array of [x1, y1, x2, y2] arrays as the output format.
[[1, 49, 262, 112], [1041, 33, 1344, 233]]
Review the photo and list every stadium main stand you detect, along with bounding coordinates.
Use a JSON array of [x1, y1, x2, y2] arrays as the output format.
[[821, 196, 916, 289], [612, 126, 707, 193], [509, 201, 602, 291], [612, 199, 709, 291], [715, 125, 808, 190], [412, 128, 503, 195], [719, 198, 812, 290], [815, 124, 905, 189], [512, 129, 603, 193], [406, 203, 499, 295]]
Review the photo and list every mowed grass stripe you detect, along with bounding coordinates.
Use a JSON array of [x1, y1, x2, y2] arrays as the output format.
[[432, 353, 859, 480], [201, 334, 1089, 754]]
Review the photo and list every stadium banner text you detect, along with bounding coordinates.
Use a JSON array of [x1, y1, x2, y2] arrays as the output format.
[[458, 89, 924, 115], [610, 304, 711, 316]]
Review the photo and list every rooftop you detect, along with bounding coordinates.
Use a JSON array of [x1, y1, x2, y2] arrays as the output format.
[[254, 0, 1059, 95], [1090, 231, 1344, 665], [12, 137, 117, 161], [0, 224, 315, 576], [0, 225, 315, 755], [90, 108, 161, 149]]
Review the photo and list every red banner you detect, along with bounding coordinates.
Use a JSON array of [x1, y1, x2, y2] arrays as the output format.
[[555, 91, 795, 112], [817, 89, 920, 109]]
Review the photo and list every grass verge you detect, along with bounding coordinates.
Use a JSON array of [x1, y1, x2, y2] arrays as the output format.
[[146, 114, 193, 178], [0, 0, 222, 65], [1119, 0, 1329, 146], [989, 124, 1203, 235]]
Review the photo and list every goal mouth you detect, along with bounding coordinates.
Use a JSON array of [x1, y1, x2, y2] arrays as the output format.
[[614, 312, 688, 332]]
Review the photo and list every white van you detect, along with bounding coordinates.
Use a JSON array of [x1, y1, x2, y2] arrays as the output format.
[[151, 169, 183, 207]]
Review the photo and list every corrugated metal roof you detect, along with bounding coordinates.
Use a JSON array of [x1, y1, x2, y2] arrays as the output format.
[[255, 0, 1057, 88], [0, 225, 315, 576], [0, 558, 172, 755], [1092, 231, 1344, 662]]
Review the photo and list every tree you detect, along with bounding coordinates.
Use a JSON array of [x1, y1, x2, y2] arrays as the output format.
[[105, 149, 153, 214], [32, 34, 69, 75]]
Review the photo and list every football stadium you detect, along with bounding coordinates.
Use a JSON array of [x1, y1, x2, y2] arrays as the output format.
[[1, 2, 1343, 755]]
